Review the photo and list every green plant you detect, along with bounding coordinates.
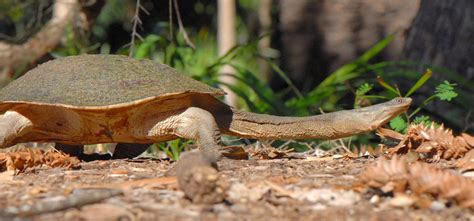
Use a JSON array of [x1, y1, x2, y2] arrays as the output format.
[[156, 139, 191, 161], [286, 35, 396, 114], [368, 69, 458, 133]]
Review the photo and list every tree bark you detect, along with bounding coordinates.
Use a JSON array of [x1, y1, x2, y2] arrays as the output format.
[[403, 0, 474, 132], [258, 0, 273, 82], [274, 0, 419, 92], [404, 0, 474, 80], [218, 0, 238, 107]]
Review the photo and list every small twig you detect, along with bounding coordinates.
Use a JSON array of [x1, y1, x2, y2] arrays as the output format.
[[169, 0, 173, 41], [129, 0, 148, 57], [173, 0, 195, 49], [76, 176, 177, 190], [347, 136, 353, 152], [0, 189, 122, 217], [139, 3, 150, 15], [337, 138, 353, 154], [302, 142, 315, 151], [463, 110, 473, 132], [277, 140, 293, 149]]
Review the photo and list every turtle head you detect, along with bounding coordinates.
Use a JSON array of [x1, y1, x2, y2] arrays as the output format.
[[352, 97, 412, 129]]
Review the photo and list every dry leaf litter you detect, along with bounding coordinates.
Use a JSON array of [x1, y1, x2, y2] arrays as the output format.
[[358, 156, 474, 208], [0, 148, 80, 172], [378, 123, 474, 160]]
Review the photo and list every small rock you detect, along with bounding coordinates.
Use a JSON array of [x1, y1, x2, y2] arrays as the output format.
[[369, 195, 380, 204], [176, 151, 228, 204], [296, 188, 360, 206], [311, 203, 327, 210], [461, 170, 474, 178], [380, 183, 395, 193], [253, 166, 268, 171], [179, 166, 228, 204], [110, 169, 129, 175], [388, 194, 415, 208], [430, 201, 446, 211], [340, 175, 355, 180]]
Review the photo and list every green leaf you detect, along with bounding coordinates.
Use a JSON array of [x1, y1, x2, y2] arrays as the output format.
[[267, 60, 303, 99], [356, 83, 373, 96], [435, 80, 458, 101], [169, 139, 183, 161], [405, 69, 432, 96], [359, 34, 395, 62], [377, 76, 399, 96], [412, 115, 431, 127], [354, 83, 375, 108], [134, 35, 163, 59], [219, 81, 262, 113], [389, 116, 407, 133]]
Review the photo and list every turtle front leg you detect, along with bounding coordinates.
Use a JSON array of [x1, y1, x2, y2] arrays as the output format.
[[147, 107, 227, 203], [0, 111, 33, 148], [148, 107, 224, 164]]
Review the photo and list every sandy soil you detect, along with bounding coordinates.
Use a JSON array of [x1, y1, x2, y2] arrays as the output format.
[[1, 150, 473, 221]]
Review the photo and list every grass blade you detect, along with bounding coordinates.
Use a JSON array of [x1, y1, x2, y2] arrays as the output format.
[[405, 69, 432, 96], [376, 76, 399, 96], [359, 34, 395, 62], [266, 59, 303, 99]]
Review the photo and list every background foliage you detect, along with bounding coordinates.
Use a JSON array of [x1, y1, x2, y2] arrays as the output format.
[[0, 0, 472, 157]]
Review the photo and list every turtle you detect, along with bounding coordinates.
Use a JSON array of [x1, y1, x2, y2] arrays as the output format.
[[0, 54, 411, 163]]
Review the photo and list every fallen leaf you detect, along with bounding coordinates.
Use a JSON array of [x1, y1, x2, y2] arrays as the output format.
[[456, 149, 474, 172]]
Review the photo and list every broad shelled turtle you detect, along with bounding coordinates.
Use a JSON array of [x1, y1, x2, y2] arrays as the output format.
[[0, 54, 411, 161]]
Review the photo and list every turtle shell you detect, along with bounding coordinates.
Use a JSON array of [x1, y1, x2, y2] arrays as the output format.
[[0, 54, 224, 109]]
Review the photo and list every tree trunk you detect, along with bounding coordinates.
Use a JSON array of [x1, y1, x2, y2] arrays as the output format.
[[217, 0, 238, 107], [403, 0, 474, 132], [258, 0, 273, 82], [274, 0, 325, 93], [274, 0, 419, 93], [404, 0, 474, 80]]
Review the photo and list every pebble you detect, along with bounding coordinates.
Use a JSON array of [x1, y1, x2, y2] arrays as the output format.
[[388, 195, 415, 208], [369, 195, 380, 204], [430, 201, 446, 211]]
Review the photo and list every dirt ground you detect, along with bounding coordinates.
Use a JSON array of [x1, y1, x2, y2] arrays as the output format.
[[0, 150, 473, 221]]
